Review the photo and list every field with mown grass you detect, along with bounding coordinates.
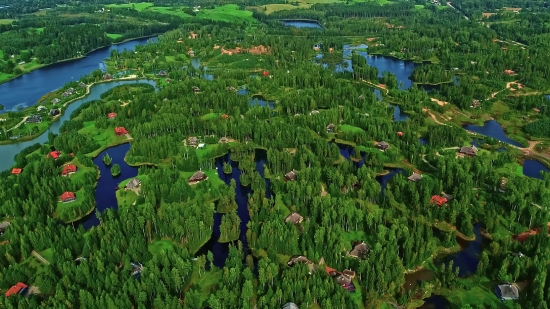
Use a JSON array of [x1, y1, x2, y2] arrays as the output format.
[[106, 33, 123, 40], [0, 19, 13, 25], [106, 2, 154, 11]]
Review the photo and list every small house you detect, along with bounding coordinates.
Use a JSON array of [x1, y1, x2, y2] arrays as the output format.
[[192, 86, 200, 93], [61, 164, 77, 176], [108, 112, 117, 119], [158, 70, 168, 77], [504, 70, 515, 76], [165, 78, 171, 83], [494, 283, 519, 301], [281, 303, 299, 309], [52, 98, 61, 104], [219, 137, 229, 143], [349, 241, 370, 259], [47, 150, 61, 160], [342, 269, 356, 279], [377, 141, 389, 151], [61, 191, 76, 203], [285, 212, 304, 225], [471, 100, 481, 108], [62, 91, 71, 98], [37, 105, 47, 112], [284, 170, 298, 182], [26, 115, 42, 123], [430, 195, 448, 206], [79, 82, 86, 88], [188, 137, 198, 147], [309, 110, 320, 115], [459, 145, 478, 156], [11, 168, 22, 175], [5, 282, 28, 297], [50, 109, 60, 116], [262, 71, 269, 76], [115, 127, 128, 136], [326, 123, 335, 133], [103, 73, 113, 80], [408, 173, 422, 182], [397, 131, 403, 137], [287, 256, 310, 266], [126, 178, 141, 190], [0, 221, 10, 235], [220, 114, 229, 120], [189, 170, 207, 184]]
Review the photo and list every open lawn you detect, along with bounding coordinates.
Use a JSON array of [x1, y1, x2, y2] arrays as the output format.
[[340, 124, 366, 134], [200, 112, 221, 121], [116, 187, 138, 208], [439, 277, 516, 308], [196, 4, 256, 24], [79, 122, 129, 156], [106, 33, 123, 40], [148, 240, 175, 255], [148, 6, 192, 18], [106, 2, 154, 11], [64, 157, 97, 186], [0, 72, 14, 83], [0, 19, 13, 25], [55, 189, 89, 221]]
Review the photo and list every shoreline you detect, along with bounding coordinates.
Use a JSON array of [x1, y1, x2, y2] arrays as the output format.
[[0, 34, 160, 87]]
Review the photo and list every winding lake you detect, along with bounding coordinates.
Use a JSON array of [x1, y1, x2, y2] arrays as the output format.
[[463, 120, 522, 147], [0, 37, 157, 112], [523, 159, 550, 179], [0, 79, 156, 172], [445, 222, 483, 277]]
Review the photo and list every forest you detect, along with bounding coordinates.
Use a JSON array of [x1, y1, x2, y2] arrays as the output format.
[[1, 0, 550, 308]]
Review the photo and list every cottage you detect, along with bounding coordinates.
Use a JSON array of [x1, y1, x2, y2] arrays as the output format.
[[430, 195, 448, 206], [108, 112, 117, 119], [326, 123, 335, 133], [26, 115, 42, 123], [79, 82, 86, 88], [377, 141, 389, 151], [103, 73, 113, 80], [62, 91, 71, 98], [61, 164, 77, 176], [5, 282, 28, 297], [459, 145, 478, 156], [504, 70, 516, 76], [284, 169, 298, 182], [219, 137, 229, 143], [188, 136, 198, 147], [408, 173, 422, 182], [287, 256, 310, 266], [126, 178, 141, 190], [309, 110, 320, 115], [285, 212, 304, 225], [281, 303, 299, 309], [471, 100, 481, 108], [11, 168, 22, 175], [335, 273, 352, 286], [397, 131, 403, 137], [37, 105, 47, 112], [342, 269, 356, 279], [47, 150, 61, 160], [0, 221, 10, 234], [188, 170, 207, 184], [192, 86, 200, 93], [50, 109, 60, 116], [494, 283, 519, 301], [52, 98, 61, 104], [61, 191, 76, 203], [349, 241, 370, 259], [68, 87, 74, 93], [115, 127, 128, 136], [130, 262, 143, 279], [158, 70, 168, 77]]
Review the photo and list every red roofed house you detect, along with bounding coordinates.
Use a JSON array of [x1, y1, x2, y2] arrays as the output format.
[[11, 168, 22, 175], [115, 127, 128, 136], [5, 282, 28, 297], [62, 164, 77, 176], [504, 70, 516, 76], [262, 71, 269, 76], [47, 150, 61, 160], [430, 195, 448, 207], [61, 191, 76, 203], [108, 113, 117, 119], [397, 131, 403, 137]]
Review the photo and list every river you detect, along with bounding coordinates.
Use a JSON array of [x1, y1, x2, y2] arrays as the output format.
[[0, 36, 157, 113], [0, 79, 156, 172]]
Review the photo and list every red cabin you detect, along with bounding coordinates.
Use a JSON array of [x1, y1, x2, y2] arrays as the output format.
[[5, 282, 28, 297], [11, 168, 22, 175], [61, 191, 76, 203], [430, 195, 448, 207], [62, 164, 77, 176], [397, 131, 403, 137], [115, 127, 128, 136], [47, 151, 61, 160], [108, 113, 117, 119], [262, 71, 269, 76]]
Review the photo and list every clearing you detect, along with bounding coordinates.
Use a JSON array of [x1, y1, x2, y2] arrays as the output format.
[[107, 33, 123, 40], [106, 2, 153, 11]]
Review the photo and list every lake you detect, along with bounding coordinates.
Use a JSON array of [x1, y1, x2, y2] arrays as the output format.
[[75, 143, 138, 229], [249, 95, 275, 109], [523, 159, 550, 179], [445, 222, 483, 277], [281, 20, 322, 28], [0, 36, 157, 112], [420, 294, 449, 309], [463, 120, 523, 147], [0, 79, 156, 172], [392, 104, 409, 122]]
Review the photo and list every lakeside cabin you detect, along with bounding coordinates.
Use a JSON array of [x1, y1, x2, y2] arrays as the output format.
[[285, 212, 304, 225], [5, 282, 28, 297], [494, 283, 519, 301], [349, 241, 370, 259], [26, 115, 42, 124], [11, 168, 22, 175], [219, 137, 229, 144], [50, 109, 60, 116], [459, 145, 478, 157], [408, 173, 422, 182], [52, 98, 61, 104], [126, 178, 141, 190], [187, 136, 198, 148], [188, 170, 207, 184], [326, 123, 335, 133], [47, 150, 61, 160], [158, 70, 168, 77], [284, 170, 298, 182], [61, 164, 77, 176], [377, 141, 389, 151], [115, 127, 128, 136], [282, 303, 299, 309], [79, 82, 86, 88], [108, 113, 117, 119], [60, 191, 76, 203]]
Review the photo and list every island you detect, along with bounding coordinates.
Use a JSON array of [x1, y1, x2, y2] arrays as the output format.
[[0, 1, 550, 308]]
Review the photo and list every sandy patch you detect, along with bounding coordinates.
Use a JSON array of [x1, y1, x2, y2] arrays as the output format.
[[430, 98, 448, 106], [219, 45, 271, 55], [121, 101, 130, 107], [189, 31, 197, 39]]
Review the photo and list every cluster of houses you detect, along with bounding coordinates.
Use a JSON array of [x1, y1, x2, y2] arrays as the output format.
[[61, 87, 76, 98]]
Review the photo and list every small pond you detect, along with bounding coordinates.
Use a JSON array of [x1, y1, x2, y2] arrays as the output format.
[[420, 294, 449, 309], [463, 120, 522, 147], [404, 269, 434, 291], [445, 222, 483, 277], [281, 20, 322, 28], [523, 159, 550, 179], [392, 104, 409, 122], [249, 95, 275, 109]]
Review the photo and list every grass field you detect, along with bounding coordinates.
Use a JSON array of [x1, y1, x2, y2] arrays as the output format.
[[106, 2, 153, 11], [196, 4, 256, 24], [148, 240, 175, 255], [0, 19, 13, 25], [340, 124, 366, 134], [148, 6, 191, 18], [79, 121, 129, 156], [106, 33, 123, 40], [201, 112, 222, 120], [54, 189, 88, 222], [0, 72, 14, 83]]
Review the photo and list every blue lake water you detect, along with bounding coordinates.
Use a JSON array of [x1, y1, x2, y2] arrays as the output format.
[[420, 294, 449, 309], [446, 222, 483, 277], [0, 37, 156, 112], [0, 79, 156, 172], [463, 120, 523, 147], [523, 159, 550, 179], [190, 58, 214, 80], [393, 104, 409, 122], [249, 95, 274, 109], [281, 20, 322, 28]]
